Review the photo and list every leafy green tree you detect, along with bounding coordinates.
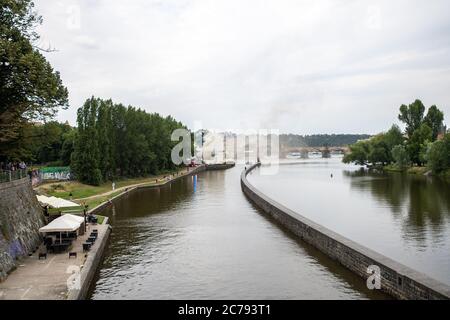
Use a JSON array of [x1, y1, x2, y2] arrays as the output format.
[[0, 0, 68, 152], [426, 133, 450, 174], [424, 105, 444, 141], [407, 123, 432, 166], [368, 134, 390, 165], [343, 140, 370, 165], [60, 129, 76, 166], [391, 145, 410, 169], [398, 99, 425, 138], [384, 125, 404, 150], [71, 98, 102, 185]]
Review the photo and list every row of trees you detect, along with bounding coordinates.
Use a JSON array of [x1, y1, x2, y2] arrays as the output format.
[[0, 121, 75, 165], [343, 99, 448, 176], [280, 134, 371, 148], [71, 97, 188, 185]]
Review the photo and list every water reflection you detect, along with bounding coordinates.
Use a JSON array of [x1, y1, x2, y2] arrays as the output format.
[[343, 169, 450, 246]]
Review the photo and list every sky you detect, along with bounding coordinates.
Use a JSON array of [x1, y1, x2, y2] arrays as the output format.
[[33, 0, 450, 134]]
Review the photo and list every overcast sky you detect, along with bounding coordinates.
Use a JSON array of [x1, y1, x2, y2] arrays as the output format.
[[34, 0, 450, 134]]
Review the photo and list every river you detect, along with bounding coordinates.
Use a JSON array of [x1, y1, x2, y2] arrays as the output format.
[[248, 157, 450, 286], [90, 165, 389, 299]]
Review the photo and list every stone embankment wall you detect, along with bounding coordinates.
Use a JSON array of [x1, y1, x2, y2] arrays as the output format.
[[0, 178, 45, 281], [67, 218, 111, 300], [241, 163, 450, 300]]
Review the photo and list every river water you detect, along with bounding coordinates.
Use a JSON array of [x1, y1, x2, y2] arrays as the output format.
[[248, 157, 450, 286], [90, 165, 389, 299]]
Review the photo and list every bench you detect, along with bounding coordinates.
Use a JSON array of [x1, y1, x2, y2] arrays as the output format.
[[69, 252, 77, 259], [82, 243, 91, 252]]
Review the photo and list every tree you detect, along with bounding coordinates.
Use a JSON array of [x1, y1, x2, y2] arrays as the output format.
[[391, 145, 410, 169], [398, 99, 425, 138], [384, 125, 404, 150], [426, 133, 450, 174], [0, 0, 68, 152], [424, 105, 444, 141], [343, 140, 370, 165], [60, 129, 76, 166], [406, 123, 432, 166], [368, 134, 390, 165], [71, 98, 102, 185]]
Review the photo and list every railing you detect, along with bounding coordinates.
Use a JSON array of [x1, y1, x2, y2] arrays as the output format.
[[0, 169, 28, 183]]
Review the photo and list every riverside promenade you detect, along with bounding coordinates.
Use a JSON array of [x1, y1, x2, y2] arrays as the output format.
[[0, 221, 109, 300]]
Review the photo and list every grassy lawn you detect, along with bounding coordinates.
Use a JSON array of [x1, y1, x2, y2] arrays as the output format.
[[75, 190, 124, 210], [96, 215, 106, 224], [36, 168, 188, 200], [384, 165, 430, 175], [407, 166, 429, 175]]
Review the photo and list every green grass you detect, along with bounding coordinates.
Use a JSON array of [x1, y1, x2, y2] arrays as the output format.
[[96, 215, 106, 224], [383, 164, 404, 172], [76, 190, 124, 210], [36, 167, 188, 200], [407, 166, 429, 175], [383, 165, 430, 175]]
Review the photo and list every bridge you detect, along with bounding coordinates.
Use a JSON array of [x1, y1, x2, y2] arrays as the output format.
[[280, 146, 349, 158]]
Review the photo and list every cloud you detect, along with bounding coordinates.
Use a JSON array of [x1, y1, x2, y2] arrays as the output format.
[[34, 0, 450, 134]]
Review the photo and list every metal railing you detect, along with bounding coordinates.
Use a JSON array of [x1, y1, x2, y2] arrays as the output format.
[[0, 169, 28, 183]]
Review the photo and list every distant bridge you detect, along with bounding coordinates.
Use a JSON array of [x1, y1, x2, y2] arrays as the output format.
[[280, 146, 349, 158]]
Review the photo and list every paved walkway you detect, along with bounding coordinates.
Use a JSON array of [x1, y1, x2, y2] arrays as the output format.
[[0, 223, 107, 300]]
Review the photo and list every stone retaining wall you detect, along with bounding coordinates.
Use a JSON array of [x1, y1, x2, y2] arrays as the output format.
[[241, 163, 450, 300], [0, 178, 45, 281]]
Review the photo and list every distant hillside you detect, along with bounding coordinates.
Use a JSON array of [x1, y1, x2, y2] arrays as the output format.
[[280, 134, 371, 147]]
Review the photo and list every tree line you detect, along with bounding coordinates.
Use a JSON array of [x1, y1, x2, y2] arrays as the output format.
[[0, 121, 75, 166], [343, 99, 449, 177], [279, 134, 371, 148], [70, 97, 187, 185]]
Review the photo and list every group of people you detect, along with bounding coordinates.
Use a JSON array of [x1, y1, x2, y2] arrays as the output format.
[[0, 161, 42, 185], [0, 161, 27, 171]]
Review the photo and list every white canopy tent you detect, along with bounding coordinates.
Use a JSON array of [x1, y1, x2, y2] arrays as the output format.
[[36, 195, 80, 208], [39, 214, 84, 233], [39, 214, 85, 245]]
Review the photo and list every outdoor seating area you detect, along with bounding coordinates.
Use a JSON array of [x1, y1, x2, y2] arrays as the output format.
[[39, 214, 86, 255], [83, 229, 99, 252], [0, 222, 108, 299]]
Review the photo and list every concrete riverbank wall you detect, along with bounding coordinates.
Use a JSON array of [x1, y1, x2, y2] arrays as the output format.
[[67, 218, 111, 300], [241, 163, 450, 300], [0, 178, 45, 281]]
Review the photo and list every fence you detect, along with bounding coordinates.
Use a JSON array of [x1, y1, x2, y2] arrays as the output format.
[[0, 169, 28, 183]]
